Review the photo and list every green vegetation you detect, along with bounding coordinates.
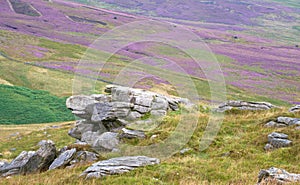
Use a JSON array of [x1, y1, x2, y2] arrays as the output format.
[[0, 85, 74, 124], [0, 109, 299, 184]]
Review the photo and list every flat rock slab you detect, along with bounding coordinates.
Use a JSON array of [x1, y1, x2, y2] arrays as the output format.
[[258, 167, 300, 184], [81, 156, 160, 179], [264, 132, 292, 151], [265, 117, 300, 127], [215, 100, 275, 112], [49, 148, 77, 170], [119, 128, 145, 139], [289, 105, 300, 113]]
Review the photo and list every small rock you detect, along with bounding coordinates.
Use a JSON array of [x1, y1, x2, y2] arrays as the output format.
[[258, 167, 300, 184], [289, 105, 300, 113], [81, 156, 160, 179], [264, 132, 292, 150], [119, 128, 145, 139], [180, 148, 192, 155]]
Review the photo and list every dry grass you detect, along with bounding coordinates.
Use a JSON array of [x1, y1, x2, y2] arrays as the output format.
[[0, 108, 299, 184]]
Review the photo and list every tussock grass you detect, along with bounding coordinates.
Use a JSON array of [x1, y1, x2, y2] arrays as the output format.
[[0, 108, 299, 184]]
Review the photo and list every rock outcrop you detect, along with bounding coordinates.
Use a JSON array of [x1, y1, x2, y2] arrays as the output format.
[[265, 117, 300, 128], [66, 85, 191, 151], [215, 100, 275, 112], [0, 140, 56, 177], [258, 167, 300, 184], [289, 105, 300, 113], [264, 132, 292, 151], [0, 140, 99, 178], [81, 156, 160, 179]]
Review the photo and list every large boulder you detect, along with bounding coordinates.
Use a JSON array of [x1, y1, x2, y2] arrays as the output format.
[[215, 100, 275, 112], [66, 85, 192, 152], [258, 167, 300, 184], [0, 140, 56, 177], [80, 156, 160, 179]]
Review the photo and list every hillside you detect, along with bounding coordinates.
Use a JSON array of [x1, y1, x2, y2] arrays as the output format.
[[1, 109, 300, 184], [0, 85, 74, 124], [0, 0, 299, 184]]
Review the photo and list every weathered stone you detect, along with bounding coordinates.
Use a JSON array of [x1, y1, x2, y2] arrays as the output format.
[[126, 111, 142, 120], [151, 96, 169, 110], [81, 131, 102, 145], [92, 132, 119, 151], [91, 102, 115, 122], [265, 132, 292, 150], [73, 151, 98, 164], [66, 95, 97, 111], [119, 128, 145, 139], [49, 148, 76, 170], [0, 140, 56, 177], [258, 167, 300, 184], [215, 100, 275, 112], [81, 156, 160, 179], [133, 105, 151, 114], [68, 120, 107, 140], [289, 105, 300, 113], [67, 85, 192, 152]]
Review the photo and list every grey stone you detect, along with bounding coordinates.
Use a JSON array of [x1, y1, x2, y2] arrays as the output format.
[[49, 148, 76, 170], [0, 140, 56, 177], [258, 167, 300, 184], [81, 156, 160, 179], [92, 132, 119, 151], [81, 131, 102, 145], [265, 117, 300, 128], [91, 102, 115, 122], [133, 105, 151, 114], [289, 105, 300, 113], [215, 100, 275, 112], [66, 85, 192, 152], [126, 111, 142, 120], [68, 120, 107, 140], [119, 128, 145, 139], [151, 96, 169, 110], [265, 132, 292, 150]]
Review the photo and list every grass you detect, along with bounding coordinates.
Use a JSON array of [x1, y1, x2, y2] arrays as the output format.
[[0, 108, 299, 184], [0, 85, 74, 124]]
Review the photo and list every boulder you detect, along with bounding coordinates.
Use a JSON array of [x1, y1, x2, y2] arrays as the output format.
[[80, 156, 160, 179], [0, 140, 56, 177], [215, 100, 275, 112], [265, 117, 300, 128], [289, 105, 300, 113], [258, 167, 300, 184], [49, 148, 76, 170], [92, 132, 119, 151], [67, 85, 191, 152], [264, 132, 292, 151]]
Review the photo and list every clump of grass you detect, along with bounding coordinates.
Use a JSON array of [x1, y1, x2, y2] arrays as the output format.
[[1, 107, 299, 184]]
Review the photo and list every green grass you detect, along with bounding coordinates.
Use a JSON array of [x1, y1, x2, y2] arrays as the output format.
[[0, 108, 299, 184], [0, 85, 74, 124]]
